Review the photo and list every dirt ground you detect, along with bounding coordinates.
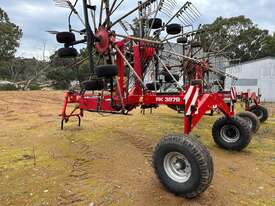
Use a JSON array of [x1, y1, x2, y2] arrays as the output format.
[[0, 91, 274, 206]]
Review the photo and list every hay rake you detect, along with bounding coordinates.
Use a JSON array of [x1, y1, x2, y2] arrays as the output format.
[[51, 0, 258, 199], [157, 21, 268, 124]]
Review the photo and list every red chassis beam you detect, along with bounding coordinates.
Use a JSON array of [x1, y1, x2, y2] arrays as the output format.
[[60, 89, 233, 133], [60, 38, 234, 132]]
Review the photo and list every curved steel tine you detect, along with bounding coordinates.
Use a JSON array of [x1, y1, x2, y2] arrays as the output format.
[[188, 5, 201, 18], [178, 15, 193, 25], [168, 0, 178, 8], [188, 4, 201, 18], [160, 7, 174, 16], [160, 10, 173, 19], [190, 3, 201, 16], [160, 6, 173, 15], [174, 3, 199, 24], [180, 5, 197, 21], [155, 2, 191, 38], [177, 18, 188, 26], [160, 3, 174, 12], [55, 3, 68, 8], [54, 0, 67, 3], [184, 9, 198, 22], [54, 1, 70, 8], [163, 4, 175, 11], [178, 16, 191, 26], [163, 0, 175, 9], [162, 0, 176, 9], [185, 5, 200, 19], [162, 0, 173, 8]]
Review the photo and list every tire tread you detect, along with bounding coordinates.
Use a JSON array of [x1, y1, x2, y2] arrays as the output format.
[[153, 135, 213, 199]]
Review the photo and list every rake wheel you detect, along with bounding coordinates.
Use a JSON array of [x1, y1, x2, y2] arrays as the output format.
[[153, 135, 213, 198]]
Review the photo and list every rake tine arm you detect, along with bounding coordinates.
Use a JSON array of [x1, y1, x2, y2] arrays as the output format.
[[88, 0, 98, 31], [67, 1, 86, 27], [104, 0, 111, 28], [163, 50, 201, 64], [110, 0, 157, 28], [163, 49, 238, 80], [102, 0, 125, 27], [110, 0, 125, 15], [114, 45, 148, 89], [110, 0, 118, 13], [156, 55, 183, 90], [145, 0, 163, 37], [99, 0, 104, 27], [115, 33, 163, 45], [154, 2, 190, 38]]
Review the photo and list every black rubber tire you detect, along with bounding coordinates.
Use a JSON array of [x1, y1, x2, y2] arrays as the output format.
[[212, 116, 252, 151], [146, 82, 161, 91], [248, 105, 269, 123], [82, 79, 104, 91], [165, 74, 180, 83], [57, 47, 78, 58], [191, 42, 202, 48], [177, 37, 188, 44], [166, 24, 182, 35], [56, 32, 76, 44], [153, 135, 213, 199], [95, 65, 118, 78], [236, 111, 260, 133], [148, 18, 162, 29]]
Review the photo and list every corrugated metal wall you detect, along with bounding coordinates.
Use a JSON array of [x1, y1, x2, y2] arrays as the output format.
[[225, 58, 275, 102]]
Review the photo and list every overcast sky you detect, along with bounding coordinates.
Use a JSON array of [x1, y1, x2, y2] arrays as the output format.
[[1, 0, 274, 59]]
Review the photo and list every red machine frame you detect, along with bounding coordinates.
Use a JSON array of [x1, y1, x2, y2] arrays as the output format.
[[60, 37, 234, 133]]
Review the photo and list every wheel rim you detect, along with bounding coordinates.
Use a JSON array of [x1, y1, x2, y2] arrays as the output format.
[[163, 152, 192, 183], [242, 117, 253, 129], [220, 125, 240, 143], [252, 109, 263, 120]]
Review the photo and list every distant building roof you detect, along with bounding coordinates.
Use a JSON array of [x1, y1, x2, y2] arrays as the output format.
[[0, 81, 16, 85], [226, 56, 275, 69]]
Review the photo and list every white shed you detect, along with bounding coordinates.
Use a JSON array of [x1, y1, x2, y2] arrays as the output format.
[[225, 57, 275, 102]]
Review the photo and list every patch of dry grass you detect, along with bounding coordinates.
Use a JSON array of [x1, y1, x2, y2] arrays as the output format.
[[0, 91, 274, 206]]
